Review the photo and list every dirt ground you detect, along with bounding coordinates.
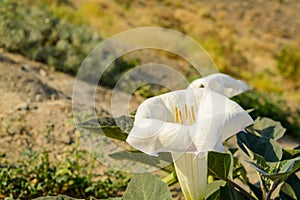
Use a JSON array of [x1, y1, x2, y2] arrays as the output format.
[[0, 47, 299, 199]]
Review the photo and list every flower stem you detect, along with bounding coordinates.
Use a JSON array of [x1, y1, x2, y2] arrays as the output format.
[[225, 178, 257, 200], [162, 171, 177, 186]]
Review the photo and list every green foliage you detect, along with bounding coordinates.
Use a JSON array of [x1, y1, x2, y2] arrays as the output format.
[[201, 36, 248, 74], [36, 173, 172, 200], [50, 4, 86, 26], [99, 58, 140, 89], [251, 117, 286, 140], [122, 173, 172, 200], [205, 180, 226, 200], [79, 112, 300, 199], [113, 0, 135, 9], [232, 89, 300, 136], [219, 185, 249, 200], [78, 115, 174, 173], [131, 84, 169, 98], [34, 195, 121, 200], [0, 1, 298, 199], [238, 131, 283, 162], [235, 118, 300, 199], [78, 115, 134, 141], [208, 151, 233, 180], [0, 148, 129, 199], [276, 45, 300, 80], [0, 0, 100, 74], [248, 69, 283, 93], [280, 174, 300, 200], [203, 117, 299, 199], [0, 1, 141, 88], [282, 148, 300, 160], [34, 195, 84, 200]]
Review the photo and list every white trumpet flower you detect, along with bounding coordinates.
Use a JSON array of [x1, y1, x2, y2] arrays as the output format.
[[189, 73, 249, 98], [126, 88, 253, 200]]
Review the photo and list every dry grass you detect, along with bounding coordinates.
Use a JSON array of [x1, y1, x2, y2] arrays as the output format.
[[32, 0, 300, 105]]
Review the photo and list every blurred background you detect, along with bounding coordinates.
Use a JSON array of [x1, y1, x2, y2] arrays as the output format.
[[0, 0, 299, 199]]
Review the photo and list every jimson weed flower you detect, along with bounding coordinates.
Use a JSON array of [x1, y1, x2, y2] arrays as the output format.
[[127, 74, 253, 200]]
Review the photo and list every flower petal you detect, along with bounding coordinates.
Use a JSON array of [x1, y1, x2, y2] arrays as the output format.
[[126, 120, 193, 156], [188, 73, 249, 98], [190, 90, 253, 153], [222, 101, 254, 141], [172, 152, 207, 200], [126, 88, 210, 155], [126, 88, 253, 155]]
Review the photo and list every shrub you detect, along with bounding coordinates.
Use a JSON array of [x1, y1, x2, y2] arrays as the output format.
[[0, 148, 129, 199], [0, 0, 101, 74], [233, 89, 300, 136], [201, 36, 248, 74], [276, 45, 300, 80]]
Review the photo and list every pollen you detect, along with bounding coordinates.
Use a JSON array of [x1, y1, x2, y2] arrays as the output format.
[[174, 104, 195, 125]]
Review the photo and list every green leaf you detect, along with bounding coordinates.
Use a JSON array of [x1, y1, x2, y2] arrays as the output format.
[[241, 145, 299, 183], [229, 148, 238, 155], [237, 131, 283, 162], [232, 157, 249, 183], [280, 183, 297, 200], [247, 157, 300, 182], [205, 180, 226, 200], [77, 115, 134, 141], [250, 117, 285, 140], [206, 190, 220, 200], [280, 174, 300, 200], [279, 158, 300, 173], [245, 160, 270, 177], [282, 148, 300, 160], [243, 145, 270, 172], [208, 151, 233, 180], [34, 195, 84, 200], [109, 151, 173, 172], [122, 173, 172, 200], [247, 182, 263, 200], [219, 185, 249, 200], [269, 157, 300, 182]]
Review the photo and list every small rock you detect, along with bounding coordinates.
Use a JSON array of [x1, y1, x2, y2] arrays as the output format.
[[35, 94, 41, 101], [15, 102, 30, 111], [21, 65, 30, 71], [39, 69, 47, 77]]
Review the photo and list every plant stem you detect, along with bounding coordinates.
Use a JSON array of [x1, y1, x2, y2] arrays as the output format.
[[162, 171, 177, 186], [225, 178, 257, 200], [259, 175, 268, 199], [266, 181, 280, 200]]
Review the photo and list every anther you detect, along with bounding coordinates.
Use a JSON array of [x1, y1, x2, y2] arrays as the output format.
[[191, 106, 196, 123]]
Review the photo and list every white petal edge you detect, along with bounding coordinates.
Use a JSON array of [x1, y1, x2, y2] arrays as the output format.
[[188, 73, 249, 98], [189, 90, 253, 153]]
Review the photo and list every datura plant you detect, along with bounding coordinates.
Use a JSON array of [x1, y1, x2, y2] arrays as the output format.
[[55, 73, 300, 200], [126, 74, 253, 200]]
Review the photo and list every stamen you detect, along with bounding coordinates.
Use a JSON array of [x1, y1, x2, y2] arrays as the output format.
[[191, 106, 196, 123], [174, 105, 196, 125], [184, 104, 188, 119], [174, 106, 179, 123], [179, 110, 183, 124], [188, 111, 192, 124]]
